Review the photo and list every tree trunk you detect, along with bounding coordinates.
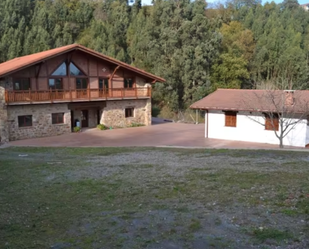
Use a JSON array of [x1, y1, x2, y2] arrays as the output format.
[[279, 137, 284, 148]]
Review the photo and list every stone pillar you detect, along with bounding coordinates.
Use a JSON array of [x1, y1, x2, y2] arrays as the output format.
[[145, 98, 152, 126], [0, 79, 9, 143]]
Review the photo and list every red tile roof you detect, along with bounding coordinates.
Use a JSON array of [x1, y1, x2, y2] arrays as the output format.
[[190, 89, 309, 113], [0, 44, 166, 82]]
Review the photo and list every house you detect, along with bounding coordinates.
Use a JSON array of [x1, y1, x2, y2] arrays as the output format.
[[300, 3, 309, 11], [190, 89, 309, 147], [0, 44, 165, 142]]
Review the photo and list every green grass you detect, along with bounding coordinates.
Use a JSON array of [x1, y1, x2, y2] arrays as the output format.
[[252, 228, 293, 242], [0, 147, 308, 248]]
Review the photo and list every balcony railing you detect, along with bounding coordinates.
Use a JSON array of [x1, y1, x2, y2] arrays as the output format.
[[5, 87, 151, 104]]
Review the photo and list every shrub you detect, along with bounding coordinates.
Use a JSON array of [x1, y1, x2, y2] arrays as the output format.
[[152, 105, 161, 117], [97, 124, 108, 130], [130, 123, 145, 127], [73, 126, 81, 132]]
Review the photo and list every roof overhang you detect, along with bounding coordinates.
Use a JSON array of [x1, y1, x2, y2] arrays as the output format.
[[0, 44, 166, 83]]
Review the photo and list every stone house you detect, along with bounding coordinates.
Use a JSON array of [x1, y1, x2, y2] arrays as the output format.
[[0, 44, 165, 142]]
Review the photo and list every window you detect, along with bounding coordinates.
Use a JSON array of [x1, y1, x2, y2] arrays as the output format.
[[125, 108, 134, 118], [99, 78, 109, 89], [265, 113, 279, 131], [225, 111, 237, 127], [76, 78, 88, 89], [124, 78, 133, 88], [52, 62, 67, 76], [51, 62, 86, 76], [13, 78, 30, 90], [70, 62, 85, 76], [18, 115, 32, 127], [52, 113, 64, 124], [49, 78, 63, 90]]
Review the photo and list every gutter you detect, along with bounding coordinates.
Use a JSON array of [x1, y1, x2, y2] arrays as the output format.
[[206, 110, 209, 138]]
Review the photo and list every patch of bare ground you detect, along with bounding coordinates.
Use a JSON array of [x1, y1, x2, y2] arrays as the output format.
[[0, 147, 309, 248]]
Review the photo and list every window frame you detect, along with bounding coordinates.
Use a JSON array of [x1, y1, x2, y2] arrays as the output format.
[[50, 61, 87, 78], [99, 78, 109, 89], [51, 62, 67, 76], [265, 113, 279, 131], [224, 111, 237, 127], [125, 107, 134, 118], [124, 78, 134, 88], [52, 113, 64, 124], [76, 78, 88, 89], [18, 115, 33, 128], [13, 78, 31, 91], [69, 62, 86, 76], [48, 78, 63, 90]]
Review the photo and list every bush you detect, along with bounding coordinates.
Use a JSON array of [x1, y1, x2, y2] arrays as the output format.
[[73, 126, 81, 132], [97, 124, 108, 130], [152, 105, 161, 117], [130, 123, 145, 127]]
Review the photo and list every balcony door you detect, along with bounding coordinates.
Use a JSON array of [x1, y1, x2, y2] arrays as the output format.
[[76, 78, 88, 98], [99, 78, 109, 97]]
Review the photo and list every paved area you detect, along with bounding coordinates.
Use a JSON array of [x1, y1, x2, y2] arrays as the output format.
[[6, 121, 305, 150]]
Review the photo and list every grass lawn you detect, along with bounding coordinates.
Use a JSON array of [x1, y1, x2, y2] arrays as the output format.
[[1, 147, 309, 249]]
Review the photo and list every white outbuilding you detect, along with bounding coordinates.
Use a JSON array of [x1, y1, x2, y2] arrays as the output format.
[[190, 89, 309, 148]]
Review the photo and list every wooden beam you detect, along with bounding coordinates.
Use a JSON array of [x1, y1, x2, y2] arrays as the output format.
[[35, 62, 43, 90], [36, 63, 43, 78], [109, 65, 120, 89]]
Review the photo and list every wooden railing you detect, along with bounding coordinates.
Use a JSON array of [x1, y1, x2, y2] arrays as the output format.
[[5, 87, 151, 104]]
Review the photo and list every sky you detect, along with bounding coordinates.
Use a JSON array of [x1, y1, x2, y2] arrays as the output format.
[[141, 0, 309, 6]]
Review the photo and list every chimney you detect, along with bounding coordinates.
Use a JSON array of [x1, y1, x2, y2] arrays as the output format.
[[285, 90, 294, 106]]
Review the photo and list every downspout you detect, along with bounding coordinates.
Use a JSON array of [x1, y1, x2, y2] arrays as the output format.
[[206, 110, 209, 138]]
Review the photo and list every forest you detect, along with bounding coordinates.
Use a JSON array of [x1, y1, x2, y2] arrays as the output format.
[[0, 0, 308, 113]]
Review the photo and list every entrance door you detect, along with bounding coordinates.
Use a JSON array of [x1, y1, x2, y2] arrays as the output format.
[[81, 110, 89, 127], [71, 110, 74, 131], [97, 109, 101, 125]]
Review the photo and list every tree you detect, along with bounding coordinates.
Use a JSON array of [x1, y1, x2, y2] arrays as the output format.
[[211, 21, 253, 90], [242, 87, 309, 148]]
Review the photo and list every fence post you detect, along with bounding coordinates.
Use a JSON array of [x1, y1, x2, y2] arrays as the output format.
[[70, 87, 72, 102]]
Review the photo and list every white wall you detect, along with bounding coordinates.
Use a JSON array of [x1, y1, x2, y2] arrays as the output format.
[[205, 110, 307, 147], [306, 126, 309, 146]]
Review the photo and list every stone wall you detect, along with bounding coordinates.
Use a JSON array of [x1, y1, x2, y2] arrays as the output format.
[[7, 103, 71, 141], [0, 79, 9, 143], [102, 99, 151, 127]]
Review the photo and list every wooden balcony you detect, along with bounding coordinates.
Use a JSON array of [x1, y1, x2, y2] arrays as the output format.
[[5, 87, 151, 104]]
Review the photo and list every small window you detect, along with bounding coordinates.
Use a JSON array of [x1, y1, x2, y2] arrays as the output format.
[[13, 78, 30, 90], [225, 111, 237, 127], [49, 78, 63, 90], [52, 62, 67, 76], [18, 115, 32, 127], [99, 78, 109, 89], [124, 78, 133, 88], [265, 113, 279, 131], [52, 113, 64, 124], [125, 108, 134, 118]]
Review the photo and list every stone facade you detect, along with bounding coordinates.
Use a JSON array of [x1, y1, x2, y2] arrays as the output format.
[[0, 79, 9, 143], [7, 103, 71, 141], [102, 99, 151, 127]]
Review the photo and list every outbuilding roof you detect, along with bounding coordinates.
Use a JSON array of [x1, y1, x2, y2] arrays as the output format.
[[0, 44, 165, 82], [190, 89, 309, 113]]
